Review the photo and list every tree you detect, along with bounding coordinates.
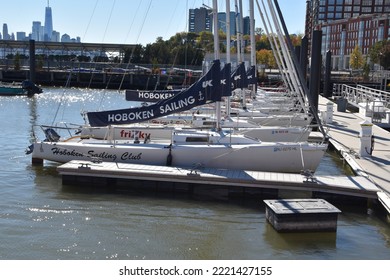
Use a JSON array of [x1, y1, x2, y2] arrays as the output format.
[[256, 49, 276, 68], [256, 34, 271, 50], [290, 34, 303, 47], [369, 40, 390, 70], [14, 53, 21, 71], [350, 45, 364, 70], [197, 31, 214, 53]]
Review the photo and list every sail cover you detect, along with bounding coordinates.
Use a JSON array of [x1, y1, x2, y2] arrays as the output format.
[[87, 60, 221, 127]]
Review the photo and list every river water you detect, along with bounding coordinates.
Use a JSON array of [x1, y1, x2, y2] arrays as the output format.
[[0, 87, 389, 260]]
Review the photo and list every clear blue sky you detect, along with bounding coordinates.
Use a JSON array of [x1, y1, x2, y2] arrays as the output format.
[[0, 0, 307, 45]]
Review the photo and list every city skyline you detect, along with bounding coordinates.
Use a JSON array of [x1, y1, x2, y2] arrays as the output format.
[[0, 0, 306, 45]]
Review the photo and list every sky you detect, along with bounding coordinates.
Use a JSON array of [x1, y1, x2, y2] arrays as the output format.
[[0, 0, 307, 45]]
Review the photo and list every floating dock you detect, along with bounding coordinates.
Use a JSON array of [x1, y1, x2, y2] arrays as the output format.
[[264, 199, 341, 232], [57, 160, 379, 199], [318, 95, 390, 213]]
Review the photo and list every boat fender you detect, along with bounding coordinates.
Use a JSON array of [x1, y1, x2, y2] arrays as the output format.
[[143, 134, 150, 144], [166, 144, 172, 166], [25, 144, 34, 155]]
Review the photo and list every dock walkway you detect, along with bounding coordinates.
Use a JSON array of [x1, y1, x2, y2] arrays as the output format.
[[57, 160, 378, 199], [319, 95, 390, 212]]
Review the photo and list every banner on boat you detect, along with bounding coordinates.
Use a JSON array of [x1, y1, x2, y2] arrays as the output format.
[[221, 63, 232, 97], [246, 65, 257, 85], [231, 62, 248, 90], [125, 89, 183, 102], [87, 60, 222, 127]]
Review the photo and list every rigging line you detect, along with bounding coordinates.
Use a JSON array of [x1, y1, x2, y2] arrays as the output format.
[[82, 0, 99, 41], [51, 71, 73, 126], [93, 0, 117, 110], [118, 0, 152, 91], [101, 0, 117, 42], [86, 0, 116, 93], [134, 0, 153, 44], [163, 0, 180, 39], [123, 0, 143, 44]]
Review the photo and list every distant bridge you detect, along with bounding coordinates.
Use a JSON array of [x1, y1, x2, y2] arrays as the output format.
[[0, 40, 137, 58]]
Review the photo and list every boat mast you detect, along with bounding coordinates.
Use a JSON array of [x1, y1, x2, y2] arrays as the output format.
[[213, 0, 222, 131], [225, 0, 231, 117], [250, 0, 257, 99]]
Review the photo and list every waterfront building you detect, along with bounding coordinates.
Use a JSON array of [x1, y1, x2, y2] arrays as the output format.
[[305, 0, 390, 70], [189, 7, 212, 33]]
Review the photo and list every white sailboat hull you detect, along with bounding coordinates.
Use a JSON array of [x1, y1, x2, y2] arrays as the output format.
[[80, 123, 311, 143], [31, 140, 327, 173]]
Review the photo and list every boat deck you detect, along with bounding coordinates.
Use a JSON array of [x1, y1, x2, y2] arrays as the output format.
[[319, 95, 390, 213]]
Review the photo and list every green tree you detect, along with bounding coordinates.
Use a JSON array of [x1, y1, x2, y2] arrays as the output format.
[[14, 53, 21, 70], [369, 39, 390, 70], [350, 45, 364, 70], [256, 49, 276, 68], [197, 31, 214, 53]]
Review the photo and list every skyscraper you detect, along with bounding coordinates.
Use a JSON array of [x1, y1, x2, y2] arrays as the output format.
[[44, 1, 53, 41], [189, 7, 212, 33], [2, 23, 9, 40], [32, 21, 42, 41]]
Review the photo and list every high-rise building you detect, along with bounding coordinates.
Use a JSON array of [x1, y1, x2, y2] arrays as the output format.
[[189, 7, 212, 33], [16, 32, 28, 41], [305, 0, 390, 69], [217, 12, 236, 35], [52, 31, 60, 42], [2, 23, 10, 40], [32, 21, 42, 41], [44, 2, 53, 41]]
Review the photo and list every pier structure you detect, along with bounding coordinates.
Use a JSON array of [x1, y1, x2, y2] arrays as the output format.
[[332, 83, 390, 127], [0, 40, 133, 61], [0, 40, 200, 89], [318, 95, 390, 213]]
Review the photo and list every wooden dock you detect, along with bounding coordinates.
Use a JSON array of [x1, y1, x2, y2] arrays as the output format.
[[319, 95, 390, 213], [57, 160, 379, 199]]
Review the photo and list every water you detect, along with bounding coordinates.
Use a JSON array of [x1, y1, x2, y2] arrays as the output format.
[[0, 88, 389, 260]]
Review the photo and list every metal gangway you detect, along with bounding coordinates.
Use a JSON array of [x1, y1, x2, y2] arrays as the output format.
[[333, 83, 390, 124]]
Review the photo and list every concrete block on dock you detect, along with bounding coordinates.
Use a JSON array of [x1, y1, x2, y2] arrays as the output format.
[[264, 199, 341, 232]]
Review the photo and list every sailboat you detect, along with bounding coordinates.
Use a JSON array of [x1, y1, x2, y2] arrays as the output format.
[[28, 59, 327, 173], [27, 0, 328, 174]]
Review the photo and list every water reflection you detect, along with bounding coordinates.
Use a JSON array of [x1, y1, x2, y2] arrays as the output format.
[[263, 223, 337, 253]]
